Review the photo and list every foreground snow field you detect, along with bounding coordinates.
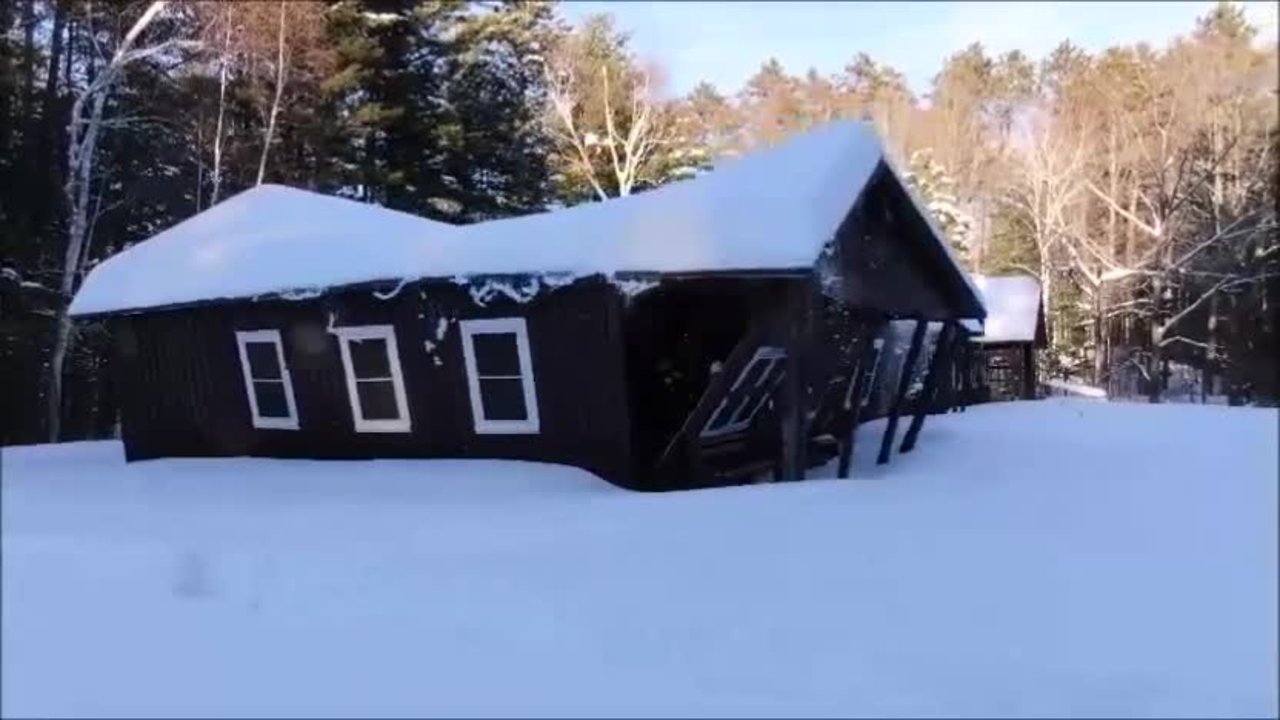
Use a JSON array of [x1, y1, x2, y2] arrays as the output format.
[[3, 400, 1276, 718]]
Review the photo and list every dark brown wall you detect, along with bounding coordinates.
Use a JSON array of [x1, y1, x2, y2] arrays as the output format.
[[113, 277, 636, 486], [979, 342, 1036, 402], [830, 165, 974, 321]]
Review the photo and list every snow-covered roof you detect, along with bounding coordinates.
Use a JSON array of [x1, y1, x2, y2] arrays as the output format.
[[68, 187, 461, 317], [70, 121, 981, 318], [970, 275, 1042, 344]]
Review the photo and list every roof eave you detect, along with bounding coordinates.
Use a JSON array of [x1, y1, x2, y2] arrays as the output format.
[[69, 267, 818, 320]]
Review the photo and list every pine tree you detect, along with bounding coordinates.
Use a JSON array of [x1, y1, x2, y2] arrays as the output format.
[[738, 58, 806, 146], [666, 81, 739, 175], [440, 0, 556, 220], [904, 148, 975, 262]]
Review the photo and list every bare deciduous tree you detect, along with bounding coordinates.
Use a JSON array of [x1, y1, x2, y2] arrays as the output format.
[[543, 15, 674, 201], [255, 0, 287, 186], [49, 0, 197, 440], [1002, 112, 1087, 347]]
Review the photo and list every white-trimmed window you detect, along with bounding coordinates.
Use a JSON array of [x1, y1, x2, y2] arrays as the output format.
[[859, 338, 886, 408], [459, 318, 540, 434], [333, 325, 412, 433], [234, 329, 300, 430], [701, 346, 787, 438]]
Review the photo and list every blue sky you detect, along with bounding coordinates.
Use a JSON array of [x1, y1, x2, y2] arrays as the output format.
[[559, 1, 1279, 96]]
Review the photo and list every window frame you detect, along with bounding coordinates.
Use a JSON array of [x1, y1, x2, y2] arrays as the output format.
[[332, 324, 412, 433], [234, 329, 300, 430], [459, 317, 541, 435], [701, 346, 787, 439]]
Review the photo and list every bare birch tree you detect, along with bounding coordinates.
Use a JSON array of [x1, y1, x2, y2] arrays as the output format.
[[1002, 112, 1087, 347], [543, 14, 674, 201], [255, 0, 287, 186], [49, 0, 196, 440], [209, 1, 232, 203]]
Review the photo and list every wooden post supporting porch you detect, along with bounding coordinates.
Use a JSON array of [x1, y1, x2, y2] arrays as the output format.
[[835, 324, 883, 479], [877, 318, 927, 465], [1023, 343, 1037, 399], [779, 280, 817, 481], [900, 321, 955, 454], [935, 332, 958, 415]]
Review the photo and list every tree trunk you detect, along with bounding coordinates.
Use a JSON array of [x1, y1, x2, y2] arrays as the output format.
[[210, 5, 231, 204], [256, 1, 288, 186], [64, 17, 75, 100], [1202, 292, 1218, 403], [1092, 285, 1105, 387], [1210, 107, 1223, 235], [1107, 122, 1117, 256], [195, 120, 204, 212], [41, 0, 68, 172], [1038, 242, 1053, 348], [1148, 331, 1163, 403], [48, 79, 111, 441], [1147, 275, 1164, 404], [47, 0, 171, 440], [21, 0, 36, 115]]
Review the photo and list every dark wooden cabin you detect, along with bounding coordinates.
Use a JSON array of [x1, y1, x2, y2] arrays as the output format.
[[962, 274, 1047, 403], [69, 121, 985, 491]]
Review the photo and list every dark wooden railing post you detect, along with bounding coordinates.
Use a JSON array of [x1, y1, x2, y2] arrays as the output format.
[[780, 281, 815, 482], [1023, 343, 1037, 400], [836, 323, 882, 479], [877, 318, 927, 465], [900, 321, 955, 454], [935, 333, 957, 415]]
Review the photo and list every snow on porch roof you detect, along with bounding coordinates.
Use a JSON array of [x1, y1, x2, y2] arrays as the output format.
[[69, 120, 981, 318], [970, 274, 1042, 344]]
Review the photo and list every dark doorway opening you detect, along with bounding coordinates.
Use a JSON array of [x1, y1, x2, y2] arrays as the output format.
[[622, 280, 756, 480]]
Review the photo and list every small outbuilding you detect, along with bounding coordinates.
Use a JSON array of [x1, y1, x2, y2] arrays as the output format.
[[69, 121, 985, 490], [965, 274, 1047, 402]]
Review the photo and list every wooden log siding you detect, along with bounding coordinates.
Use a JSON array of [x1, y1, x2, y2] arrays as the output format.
[[978, 342, 1036, 403], [830, 167, 973, 322], [111, 278, 637, 486], [101, 174, 985, 489]]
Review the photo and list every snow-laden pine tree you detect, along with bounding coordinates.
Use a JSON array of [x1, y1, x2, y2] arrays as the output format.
[[903, 148, 976, 265]]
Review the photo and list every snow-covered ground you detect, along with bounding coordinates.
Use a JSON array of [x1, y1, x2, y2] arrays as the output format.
[[3, 400, 1276, 718]]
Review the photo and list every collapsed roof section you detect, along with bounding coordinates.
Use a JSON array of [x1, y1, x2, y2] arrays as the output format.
[[69, 121, 984, 320]]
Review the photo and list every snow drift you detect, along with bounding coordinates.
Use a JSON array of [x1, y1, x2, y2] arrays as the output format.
[[3, 400, 1275, 718]]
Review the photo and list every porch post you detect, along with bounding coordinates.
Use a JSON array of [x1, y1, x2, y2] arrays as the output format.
[[836, 323, 881, 479], [1023, 343, 1037, 399], [877, 318, 927, 465], [780, 281, 814, 481], [941, 332, 960, 413], [901, 321, 955, 453]]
